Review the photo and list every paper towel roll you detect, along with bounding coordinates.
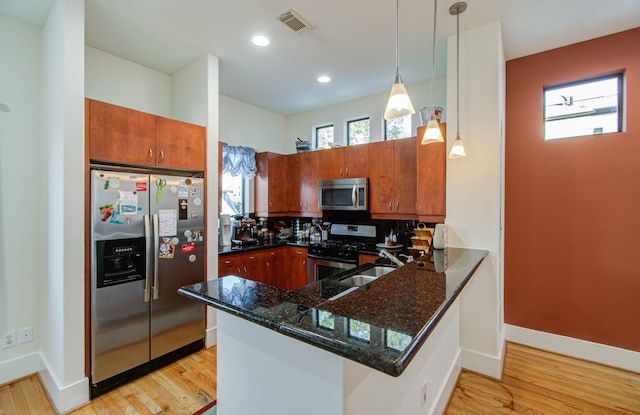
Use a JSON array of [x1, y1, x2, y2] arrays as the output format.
[[433, 224, 447, 250]]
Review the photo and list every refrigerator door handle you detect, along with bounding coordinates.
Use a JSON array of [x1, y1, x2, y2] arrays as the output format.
[[143, 215, 152, 302], [152, 214, 160, 300]]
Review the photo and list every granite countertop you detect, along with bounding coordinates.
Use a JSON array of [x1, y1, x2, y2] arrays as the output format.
[[218, 239, 309, 255], [179, 247, 487, 377]]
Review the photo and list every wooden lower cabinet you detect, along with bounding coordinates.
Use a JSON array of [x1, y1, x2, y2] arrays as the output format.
[[218, 246, 306, 289], [358, 253, 380, 265], [284, 246, 308, 289]]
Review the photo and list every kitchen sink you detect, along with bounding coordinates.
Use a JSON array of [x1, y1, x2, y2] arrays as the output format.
[[340, 275, 378, 287], [357, 266, 397, 278]]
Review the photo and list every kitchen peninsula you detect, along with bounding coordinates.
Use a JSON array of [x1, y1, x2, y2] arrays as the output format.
[[180, 248, 487, 414]]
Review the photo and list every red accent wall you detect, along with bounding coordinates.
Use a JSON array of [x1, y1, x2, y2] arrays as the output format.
[[505, 28, 640, 352]]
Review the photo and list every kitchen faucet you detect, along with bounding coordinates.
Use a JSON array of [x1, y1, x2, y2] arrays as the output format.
[[379, 249, 405, 267]]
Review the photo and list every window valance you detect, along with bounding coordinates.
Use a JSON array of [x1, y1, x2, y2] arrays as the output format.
[[221, 142, 256, 179]]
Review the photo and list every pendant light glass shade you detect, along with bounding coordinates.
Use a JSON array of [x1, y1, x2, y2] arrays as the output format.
[[384, 71, 415, 120], [421, 116, 444, 144], [449, 133, 466, 158], [384, 0, 415, 121]]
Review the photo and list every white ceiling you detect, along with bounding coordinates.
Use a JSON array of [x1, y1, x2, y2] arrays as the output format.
[[2, 0, 639, 115]]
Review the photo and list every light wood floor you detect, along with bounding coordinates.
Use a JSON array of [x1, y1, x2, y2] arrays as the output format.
[[446, 342, 640, 414], [2, 342, 639, 414], [0, 346, 217, 415]]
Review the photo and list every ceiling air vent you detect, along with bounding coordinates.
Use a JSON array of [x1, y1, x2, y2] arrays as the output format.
[[276, 8, 315, 34]]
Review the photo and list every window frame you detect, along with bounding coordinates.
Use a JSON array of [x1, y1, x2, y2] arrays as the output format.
[[543, 73, 623, 141]]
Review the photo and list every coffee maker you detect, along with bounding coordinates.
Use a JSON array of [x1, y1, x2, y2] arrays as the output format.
[[231, 218, 257, 245]]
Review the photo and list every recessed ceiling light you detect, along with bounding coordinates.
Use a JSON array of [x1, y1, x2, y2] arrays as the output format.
[[317, 75, 331, 83], [252, 35, 269, 46]]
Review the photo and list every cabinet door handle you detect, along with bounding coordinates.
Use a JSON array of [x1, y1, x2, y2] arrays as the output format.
[[389, 201, 392, 210], [236, 267, 241, 274], [303, 260, 306, 266], [345, 167, 349, 176], [243, 266, 247, 274], [266, 261, 270, 270], [340, 168, 343, 177], [148, 148, 153, 161], [269, 201, 272, 208], [396, 200, 400, 210], [224, 260, 232, 265], [160, 150, 165, 162]]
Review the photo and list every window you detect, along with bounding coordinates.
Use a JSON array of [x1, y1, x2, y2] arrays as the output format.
[[385, 114, 412, 140], [544, 73, 622, 140], [220, 143, 256, 216], [347, 117, 370, 145], [221, 172, 244, 215], [316, 124, 334, 149]]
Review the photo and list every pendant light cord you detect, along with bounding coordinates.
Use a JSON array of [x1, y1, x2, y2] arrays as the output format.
[[430, 0, 438, 111], [395, 0, 400, 73], [456, 9, 460, 136]]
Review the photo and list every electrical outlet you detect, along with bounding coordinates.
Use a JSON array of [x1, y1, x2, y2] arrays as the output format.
[[421, 380, 428, 408], [18, 327, 33, 344], [2, 331, 17, 349]]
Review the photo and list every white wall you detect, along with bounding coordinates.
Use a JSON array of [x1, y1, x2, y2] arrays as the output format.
[[286, 78, 446, 153], [445, 21, 505, 378], [39, 0, 89, 411], [0, 14, 45, 385], [85, 46, 172, 117], [172, 54, 221, 347], [219, 94, 287, 153]]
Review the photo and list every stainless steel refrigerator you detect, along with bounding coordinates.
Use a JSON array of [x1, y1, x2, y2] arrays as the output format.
[[90, 169, 205, 396]]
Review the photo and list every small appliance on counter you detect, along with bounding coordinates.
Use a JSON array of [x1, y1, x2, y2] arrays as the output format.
[[231, 218, 256, 241], [219, 214, 232, 247]]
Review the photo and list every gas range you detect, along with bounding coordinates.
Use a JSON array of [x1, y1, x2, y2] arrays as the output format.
[[307, 223, 377, 264], [308, 240, 366, 263]]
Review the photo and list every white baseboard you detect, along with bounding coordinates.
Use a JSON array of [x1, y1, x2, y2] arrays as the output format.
[[432, 349, 462, 415], [460, 341, 505, 379], [38, 354, 89, 414], [0, 352, 44, 386], [505, 324, 640, 373], [205, 326, 217, 348]]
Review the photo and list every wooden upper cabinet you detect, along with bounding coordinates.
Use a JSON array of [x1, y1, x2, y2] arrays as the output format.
[[155, 116, 206, 171], [393, 137, 417, 215], [343, 144, 369, 178], [87, 99, 206, 171], [368, 137, 417, 219], [318, 145, 369, 180], [318, 148, 345, 180], [89, 99, 156, 165], [284, 151, 320, 216], [416, 124, 446, 223], [368, 140, 395, 213], [255, 152, 287, 216]]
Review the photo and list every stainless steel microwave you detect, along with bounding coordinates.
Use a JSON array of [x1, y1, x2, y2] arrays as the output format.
[[318, 177, 368, 211]]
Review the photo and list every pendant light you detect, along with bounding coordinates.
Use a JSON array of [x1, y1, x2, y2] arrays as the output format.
[[448, 2, 467, 158], [421, 0, 444, 145], [384, 0, 415, 120]]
